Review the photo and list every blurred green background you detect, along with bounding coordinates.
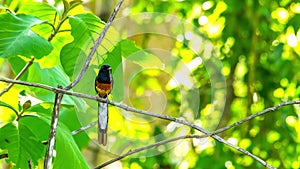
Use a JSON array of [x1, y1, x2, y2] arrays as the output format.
[[107, 0, 300, 168]]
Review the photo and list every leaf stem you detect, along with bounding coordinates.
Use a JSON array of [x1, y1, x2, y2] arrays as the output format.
[[47, 15, 69, 42]]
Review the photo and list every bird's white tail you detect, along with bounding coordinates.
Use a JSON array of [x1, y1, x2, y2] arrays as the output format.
[[98, 100, 108, 146]]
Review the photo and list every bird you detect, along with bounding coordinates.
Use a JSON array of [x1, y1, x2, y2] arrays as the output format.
[[95, 64, 113, 146]]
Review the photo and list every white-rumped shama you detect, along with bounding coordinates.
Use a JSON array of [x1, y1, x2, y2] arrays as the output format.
[[95, 64, 113, 146]]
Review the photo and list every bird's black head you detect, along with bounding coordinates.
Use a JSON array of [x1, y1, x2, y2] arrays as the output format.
[[100, 64, 111, 72], [97, 64, 112, 83]]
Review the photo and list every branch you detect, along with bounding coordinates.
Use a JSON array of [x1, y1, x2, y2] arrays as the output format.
[[71, 121, 97, 135], [2, 76, 295, 132], [44, 86, 63, 169], [47, 13, 68, 42], [212, 100, 300, 135], [96, 130, 275, 169], [212, 135, 275, 169], [96, 134, 275, 168], [95, 134, 206, 169], [106, 101, 275, 169], [0, 57, 34, 96], [0, 77, 108, 102], [64, 0, 124, 90], [1, 77, 296, 169]]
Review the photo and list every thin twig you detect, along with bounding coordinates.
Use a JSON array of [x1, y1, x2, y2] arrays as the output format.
[[47, 14, 68, 42], [0, 77, 107, 101], [0, 57, 34, 96], [212, 100, 300, 135], [44, 86, 63, 169], [64, 0, 124, 90], [71, 121, 97, 135], [212, 135, 275, 169], [95, 134, 206, 169]]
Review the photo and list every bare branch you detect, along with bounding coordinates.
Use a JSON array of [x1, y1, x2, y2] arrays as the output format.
[[0, 77, 107, 101], [71, 121, 97, 135], [64, 0, 124, 90], [212, 135, 275, 169], [212, 100, 300, 135], [44, 86, 63, 169], [95, 134, 206, 169], [0, 57, 34, 96]]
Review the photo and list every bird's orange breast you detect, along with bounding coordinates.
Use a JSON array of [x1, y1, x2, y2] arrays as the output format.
[[95, 81, 112, 98]]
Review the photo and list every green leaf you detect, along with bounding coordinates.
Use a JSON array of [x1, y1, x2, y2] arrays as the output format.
[[8, 58, 84, 107], [2, 0, 21, 11], [104, 43, 124, 102], [17, 2, 61, 62], [121, 39, 164, 68], [22, 100, 32, 111], [7, 56, 28, 80], [288, 14, 300, 32], [69, 0, 83, 12], [17, 120, 45, 167], [120, 39, 141, 57], [60, 45, 86, 78], [19, 110, 50, 141], [0, 123, 19, 166], [0, 13, 53, 59], [26, 63, 81, 105], [62, 0, 71, 14], [8, 56, 86, 111], [53, 121, 89, 169], [29, 109, 89, 169], [59, 105, 89, 150], [0, 122, 45, 169], [0, 101, 19, 115], [38, 30, 73, 68], [17, 2, 57, 24], [19, 106, 89, 168], [62, 0, 83, 15], [28, 103, 89, 149], [60, 13, 105, 78]]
